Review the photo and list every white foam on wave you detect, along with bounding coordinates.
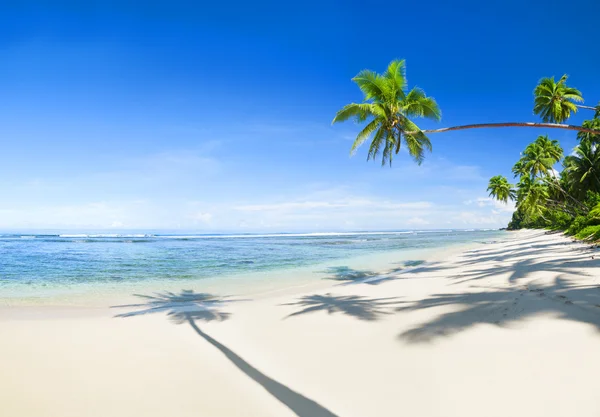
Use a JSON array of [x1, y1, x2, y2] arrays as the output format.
[[59, 234, 153, 238], [159, 231, 415, 239]]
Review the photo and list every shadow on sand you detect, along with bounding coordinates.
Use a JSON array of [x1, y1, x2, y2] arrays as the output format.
[[283, 293, 403, 321], [113, 290, 338, 417], [322, 261, 426, 286], [322, 266, 394, 285], [395, 234, 600, 343]]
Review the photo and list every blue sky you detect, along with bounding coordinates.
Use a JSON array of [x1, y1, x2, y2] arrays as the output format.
[[1, 0, 598, 231]]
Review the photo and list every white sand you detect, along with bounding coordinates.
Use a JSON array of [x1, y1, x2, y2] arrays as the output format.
[[1, 230, 600, 417]]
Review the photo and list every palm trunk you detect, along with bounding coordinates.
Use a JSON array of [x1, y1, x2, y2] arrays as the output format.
[[576, 104, 598, 111], [412, 122, 600, 135], [185, 317, 338, 417]]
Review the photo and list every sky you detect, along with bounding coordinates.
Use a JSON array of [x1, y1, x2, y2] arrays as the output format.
[[0, 0, 599, 232]]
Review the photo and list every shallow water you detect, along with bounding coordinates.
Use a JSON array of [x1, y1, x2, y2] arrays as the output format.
[[0, 230, 507, 300]]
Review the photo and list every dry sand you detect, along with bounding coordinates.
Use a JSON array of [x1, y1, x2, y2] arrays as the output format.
[[1, 229, 600, 417]]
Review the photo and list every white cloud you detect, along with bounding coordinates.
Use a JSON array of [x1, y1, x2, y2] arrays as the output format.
[[189, 211, 213, 224], [0, 201, 147, 229], [453, 211, 508, 226], [464, 197, 515, 213], [407, 217, 430, 226], [234, 199, 432, 212]]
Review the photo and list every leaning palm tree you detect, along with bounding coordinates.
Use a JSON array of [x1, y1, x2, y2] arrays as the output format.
[[487, 175, 516, 203], [533, 75, 587, 123], [332, 59, 441, 165], [412, 73, 599, 135], [335, 61, 600, 141]]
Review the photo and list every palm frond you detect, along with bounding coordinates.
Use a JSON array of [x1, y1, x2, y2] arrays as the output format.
[[332, 103, 375, 124], [350, 118, 381, 155], [352, 70, 388, 101], [367, 127, 386, 161], [383, 59, 407, 98]]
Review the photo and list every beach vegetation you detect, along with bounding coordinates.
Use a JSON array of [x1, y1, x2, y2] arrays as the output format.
[[574, 225, 600, 241], [490, 114, 600, 240]]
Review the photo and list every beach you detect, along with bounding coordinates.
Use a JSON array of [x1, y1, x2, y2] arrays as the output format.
[[1, 229, 600, 417]]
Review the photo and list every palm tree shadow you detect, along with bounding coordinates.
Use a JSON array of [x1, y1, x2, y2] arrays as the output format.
[[397, 277, 600, 343], [283, 293, 403, 321], [113, 290, 339, 417], [323, 266, 395, 285]]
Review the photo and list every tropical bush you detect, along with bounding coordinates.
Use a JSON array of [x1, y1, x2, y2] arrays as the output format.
[[575, 225, 600, 241], [566, 215, 588, 235], [545, 210, 573, 230]]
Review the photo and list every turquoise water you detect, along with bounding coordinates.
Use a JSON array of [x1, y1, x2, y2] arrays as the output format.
[[0, 230, 506, 297]]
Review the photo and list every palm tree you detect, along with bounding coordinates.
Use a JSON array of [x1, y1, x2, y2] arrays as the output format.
[[515, 176, 549, 219], [533, 75, 588, 123], [563, 139, 600, 199], [511, 159, 528, 178], [331, 62, 600, 139], [410, 76, 599, 135], [533, 135, 564, 164], [487, 175, 516, 203], [518, 135, 563, 179], [416, 121, 600, 135], [332, 59, 441, 165], [114, 290, 339, 417], [577, 117, 600, 144], [511, 136, 584, 214]]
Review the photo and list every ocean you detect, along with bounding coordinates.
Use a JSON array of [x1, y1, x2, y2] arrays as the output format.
[[0, 229, 507, 301]]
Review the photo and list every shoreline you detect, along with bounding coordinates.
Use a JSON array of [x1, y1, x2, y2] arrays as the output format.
[[0, 231, 510, 308], [2, 229, 599, 416]]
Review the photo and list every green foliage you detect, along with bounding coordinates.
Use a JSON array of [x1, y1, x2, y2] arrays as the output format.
[[513, 135, 563, 179], [507, 210, 525, 230], [533, 75, 583, 123], [575, 225, 600, 241], [566, 215, 588, 235], [493, 76, 597, 232], [507, 209, 546, 230], [577, 117, 600, 144], [585, 191, 600, 209], [544, 210, 572, 230], [588, 203, 600, 225], [333, 59, 441, 166], [563, 138, 600, 199], [516, 176, 549, 218]]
